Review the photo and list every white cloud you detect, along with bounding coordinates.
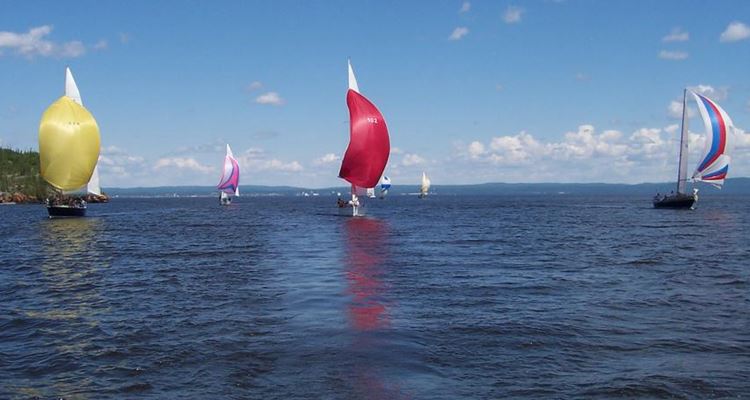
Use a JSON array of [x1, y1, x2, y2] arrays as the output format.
[[390, 147, 403, 155], [255, 91, 285, 106], [662, 28, 689, 42], [460, 1, 471, 13], [689, 84, 728, 101], [154, 157, 213, 173], [119, 32, 130, 44], [237, 147, 303, 173], [454, 119, 750, 183], [575, 72, 589, 81], [720, 21, 750, 42], [313, 153, 340, 165], [667, 100, 693, 119], [503, 6, 524, 24], [449, 27, 469, 41], [659, 50, 688, 60], [0, 25, 87, 58], [467, 141, 485, 158], [246, 81, 263, 91], [402, 153, 426, 166], [92, 39, 108, 51], [495, 84, 504, 91]]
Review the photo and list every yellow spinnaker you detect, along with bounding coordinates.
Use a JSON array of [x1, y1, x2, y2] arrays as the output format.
[[38, 96, 100, 191]]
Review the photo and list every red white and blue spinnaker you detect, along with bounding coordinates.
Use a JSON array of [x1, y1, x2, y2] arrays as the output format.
[[691, 92, 734, 187]]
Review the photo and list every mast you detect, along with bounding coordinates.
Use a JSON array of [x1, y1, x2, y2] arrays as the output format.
[[676, 89, 689, 194]]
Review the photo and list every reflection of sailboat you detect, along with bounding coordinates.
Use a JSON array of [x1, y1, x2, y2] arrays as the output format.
[[39, 67, 101, 217], [379, 176, 391, 199], [337, 60, 390, 216], [217, 144, 240, 205], [418, 172, 430, 198], [654, 89, 734, 209], [344, 218, 390, 331], [342, 218, 408, 398]]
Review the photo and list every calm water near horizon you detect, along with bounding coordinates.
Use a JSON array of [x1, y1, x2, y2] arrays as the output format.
[[1, 194, 749, 399]]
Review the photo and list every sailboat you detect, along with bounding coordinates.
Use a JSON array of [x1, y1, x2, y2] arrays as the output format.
[[653, 89, 734, 209], [379, 176, 391, 199], [418, 172, 431, 198], [217, 144, 240, 205], [337, 60, 390, 216], [39, 67, 101, 217]]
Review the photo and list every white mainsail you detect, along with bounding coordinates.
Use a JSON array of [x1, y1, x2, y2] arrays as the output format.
[[420, 172, 431, 196], [62, 67, 102, 196]]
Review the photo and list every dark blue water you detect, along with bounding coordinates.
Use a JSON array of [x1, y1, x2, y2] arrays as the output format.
[[1, 195, 749, 399]]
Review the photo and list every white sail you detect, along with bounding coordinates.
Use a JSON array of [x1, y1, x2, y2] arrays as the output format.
[[348, 59, 360, 93], [62, 67, 101, 196], [420, 172, 431, 195], [87, 165, 101, 196], [366, 187, 376, 198], [65, 67, 83, 106]]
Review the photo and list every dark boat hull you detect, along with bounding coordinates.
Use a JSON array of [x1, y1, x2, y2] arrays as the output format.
[[653, 194, 695, 209], [47, 205, 86, 218]]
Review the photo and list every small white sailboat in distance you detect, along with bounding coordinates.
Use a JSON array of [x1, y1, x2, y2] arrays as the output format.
[[379, 175, 391, 199], [366, 187, 376, 199], [418, 172, 431, 198], [653, 89, 734, 209], [217, 144, 240, 205]]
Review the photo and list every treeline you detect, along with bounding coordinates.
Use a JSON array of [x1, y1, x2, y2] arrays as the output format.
[[0, 147, 50, 200]]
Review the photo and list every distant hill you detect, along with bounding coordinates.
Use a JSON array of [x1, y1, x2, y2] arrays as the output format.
[[105, 178, 750, 197]]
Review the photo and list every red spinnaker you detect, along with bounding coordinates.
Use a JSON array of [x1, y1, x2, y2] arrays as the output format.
[[338, 89, 390, 189]]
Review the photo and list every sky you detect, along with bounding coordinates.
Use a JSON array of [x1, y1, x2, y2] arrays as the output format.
[[1, 0, 749, 188]]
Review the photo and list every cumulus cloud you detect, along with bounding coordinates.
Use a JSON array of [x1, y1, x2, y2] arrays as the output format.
[[255, 91, 285, 106], [390, 147, 403, 155], [659, 50, 688, 60], [503, 6, 524, 24], [454, 119, 750, 183], [402, 153, 426, 166], [154, 157, 213, 173], [449, 27, 469, 41], [0, 25, 86, 58], [689, 84, 728, 101], [662, 28, 689, 42], [720, 21, 750, 42], [313, 153, 340, 165]]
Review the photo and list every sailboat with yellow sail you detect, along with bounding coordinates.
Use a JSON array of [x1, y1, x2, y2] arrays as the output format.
[[39, 67, 101, 217]]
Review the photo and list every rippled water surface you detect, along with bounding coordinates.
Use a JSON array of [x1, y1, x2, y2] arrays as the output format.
[[1, 195, 749, 399]]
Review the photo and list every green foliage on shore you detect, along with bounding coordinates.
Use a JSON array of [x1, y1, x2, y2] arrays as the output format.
[[0, 147, 50, 200]]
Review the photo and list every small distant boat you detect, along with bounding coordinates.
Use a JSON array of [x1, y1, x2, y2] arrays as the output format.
[[217, 144, 240, 205], [39, 67, 101, 218], [379, 176, 391, 199], [337, 60, 390, 216], [366, 187, 376, 199], [654, 89, 734, 209], [418, 172, 431, 198]]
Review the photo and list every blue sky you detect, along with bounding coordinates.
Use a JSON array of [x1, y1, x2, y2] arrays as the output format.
[[1, 0, 749, 187]]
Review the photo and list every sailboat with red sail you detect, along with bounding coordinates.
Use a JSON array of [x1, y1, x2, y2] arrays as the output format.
[[337, 60, 390, 216]]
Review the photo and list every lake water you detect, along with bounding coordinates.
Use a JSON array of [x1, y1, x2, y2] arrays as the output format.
[[1, 195, 749, 399]]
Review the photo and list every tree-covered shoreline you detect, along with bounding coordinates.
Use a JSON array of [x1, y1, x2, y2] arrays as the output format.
[[0, 147, 49, 203]]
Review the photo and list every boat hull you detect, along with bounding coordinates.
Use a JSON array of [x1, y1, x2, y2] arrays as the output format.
[[47, 205, 86, 218], [653, 193, 695, 209]]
